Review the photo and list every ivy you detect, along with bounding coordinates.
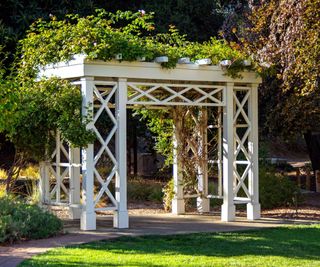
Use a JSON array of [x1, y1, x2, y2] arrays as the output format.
[[1, 76, 95, 161], [19, 9, 250, 78]]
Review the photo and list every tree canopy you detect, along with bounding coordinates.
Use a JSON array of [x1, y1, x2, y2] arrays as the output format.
[[223, 0, 320, 138]]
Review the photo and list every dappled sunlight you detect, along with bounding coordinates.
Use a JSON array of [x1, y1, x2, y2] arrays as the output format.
[[21, 225, 320, 267]]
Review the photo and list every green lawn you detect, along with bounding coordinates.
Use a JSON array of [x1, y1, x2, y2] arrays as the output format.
[[20, 224, 320, 267]]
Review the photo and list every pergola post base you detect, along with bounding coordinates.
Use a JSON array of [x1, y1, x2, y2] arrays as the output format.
[[247, 203, 261, 220], [113, 211, 129, 228], [80, 211, 96, 231], [197, 197, 210, 213], [221, 203, 236, 222], [172, 198, 185, 214]]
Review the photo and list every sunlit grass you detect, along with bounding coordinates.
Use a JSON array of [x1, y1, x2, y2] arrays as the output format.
[[20, 224, 320, 267]]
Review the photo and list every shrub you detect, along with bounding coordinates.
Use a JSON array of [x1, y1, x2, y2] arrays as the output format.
[[162, 178, 174, 211], [0, 169, 7, 179], [0, 196, 63, 244], [127, 178, 163, 202], [20, 165, 40, 180], [259, 164, 299, 209]]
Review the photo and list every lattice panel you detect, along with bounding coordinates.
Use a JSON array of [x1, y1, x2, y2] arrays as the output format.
[[127, 82, 225, 106], [49, 133, 70, 205], [233, 87, 252, 199], [92, 82, 118, 211]]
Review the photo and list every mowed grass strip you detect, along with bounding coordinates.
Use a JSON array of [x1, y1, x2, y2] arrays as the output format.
[[20, 224, 320, 267]]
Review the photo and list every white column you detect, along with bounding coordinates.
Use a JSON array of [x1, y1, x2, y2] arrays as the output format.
[[247, 83, 261, 220], [114, 78, 129, 228], [197, 108, 210, 213], [39, 161, 50, 204], [80, 77, 96, 230], [217, 107, 223, 197], [221, 82, 236, 221], [172, 107, 185, 214], [69, 147, 81, 219], [56, 132, 61, 203]]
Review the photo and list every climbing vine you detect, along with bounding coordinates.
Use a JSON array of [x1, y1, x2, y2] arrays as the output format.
[[0, 9, 254, 180], [19, 9, 250, 78]]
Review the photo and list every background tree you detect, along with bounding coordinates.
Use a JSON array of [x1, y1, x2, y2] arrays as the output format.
[[222, 0, 320, 139]]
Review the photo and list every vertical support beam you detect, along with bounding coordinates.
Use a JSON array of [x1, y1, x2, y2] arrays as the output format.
[[247, 83, 261, 220], [172, 107, 185, 214], [80, 76, 96, 230], [217, 107, 223, 197], [197, 108, 210, 213], [69, 147, 81, 219], [221, 83, 236, 221], [56, 132, 61, 203], [114, 78, 129, 228], [39, 161, 50, 204]]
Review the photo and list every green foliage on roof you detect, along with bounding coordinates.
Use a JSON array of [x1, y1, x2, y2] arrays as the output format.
[[19, 10, 251, 80]]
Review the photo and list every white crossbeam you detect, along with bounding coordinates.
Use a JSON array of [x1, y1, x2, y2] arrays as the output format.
[[127, 82, 225, 106]]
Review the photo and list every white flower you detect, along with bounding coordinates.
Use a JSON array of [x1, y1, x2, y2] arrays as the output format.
[[138, 9, 146, 16]]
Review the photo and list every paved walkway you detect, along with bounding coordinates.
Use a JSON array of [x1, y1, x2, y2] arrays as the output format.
[[0, 213, 316, 267]]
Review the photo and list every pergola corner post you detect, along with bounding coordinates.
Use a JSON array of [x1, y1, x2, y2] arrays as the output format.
[[39, 161, 50, 204], [114, 78, 129, 228], [247, 83, 261, 220], [80, 76, 96, 230], [172, 107, 185, 214], [69, 147, 81, 219], [197, 108, 210, 213], [221, 82, 236, 221]]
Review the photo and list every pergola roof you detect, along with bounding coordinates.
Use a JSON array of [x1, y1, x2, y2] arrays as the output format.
[[40, 55, 261, 84]]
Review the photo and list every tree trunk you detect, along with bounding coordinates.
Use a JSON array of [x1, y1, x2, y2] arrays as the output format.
[[5, 151, 25, 193]]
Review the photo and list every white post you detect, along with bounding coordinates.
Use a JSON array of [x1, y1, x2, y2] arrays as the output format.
[[80, 77, 96, 230], [197, 108, 210, 213], [217, 107, 223, 197], [247, 83, 261, 220], [39, 161, 50, 204], [114, 78, 129, 228], [172, 107, 185, 214], [56, 132, 61, 203], [221, 82, 236, 221], [69, 147, 81, 219]]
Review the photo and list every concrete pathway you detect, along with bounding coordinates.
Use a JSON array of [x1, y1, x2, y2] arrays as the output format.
[[0, 213, 316, 267]]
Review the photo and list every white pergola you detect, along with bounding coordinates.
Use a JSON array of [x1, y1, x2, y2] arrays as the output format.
[[39, 56, 262, 230]]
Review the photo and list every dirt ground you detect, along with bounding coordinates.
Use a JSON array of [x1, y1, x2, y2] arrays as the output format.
[[50, 193, 320, 222]]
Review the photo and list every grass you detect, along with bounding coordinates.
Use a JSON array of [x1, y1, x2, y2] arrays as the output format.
[[20, 224, 320, 267]]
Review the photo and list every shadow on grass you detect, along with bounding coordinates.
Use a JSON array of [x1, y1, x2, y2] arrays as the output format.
[[21, 225, 320, 267]]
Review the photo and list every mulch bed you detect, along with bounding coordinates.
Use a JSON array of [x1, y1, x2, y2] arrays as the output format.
[[261, 206, 320, 221], [50, 200, 320, 221]]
